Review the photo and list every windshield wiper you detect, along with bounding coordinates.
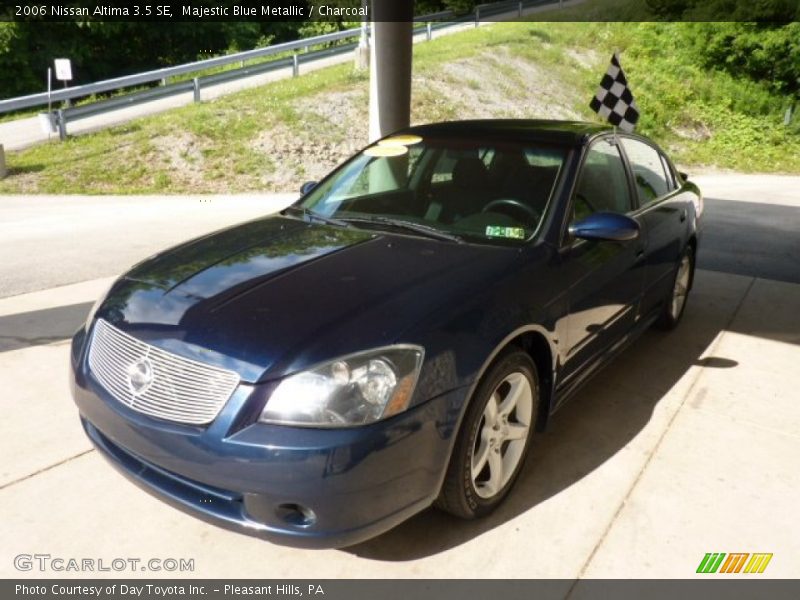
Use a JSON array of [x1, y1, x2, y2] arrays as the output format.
[[281, 206, 352, 228], [340, 216, 464, 244]]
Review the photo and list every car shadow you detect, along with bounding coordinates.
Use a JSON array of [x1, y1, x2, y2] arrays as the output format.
[[344, 195, 800, 561], [344, 283, 731, 560], [0, 302, 92, 353]]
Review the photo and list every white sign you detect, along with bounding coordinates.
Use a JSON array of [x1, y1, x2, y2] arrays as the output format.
[[54, 59, 72, 81]]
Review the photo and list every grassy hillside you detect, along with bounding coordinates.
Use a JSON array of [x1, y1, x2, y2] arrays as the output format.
[[1, 21, 798, 194]]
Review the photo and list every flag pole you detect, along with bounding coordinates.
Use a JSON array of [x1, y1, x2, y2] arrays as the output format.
[[612, 47, 622, 141]]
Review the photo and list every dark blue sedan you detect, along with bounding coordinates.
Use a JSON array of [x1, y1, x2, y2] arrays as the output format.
[[70, 120, 702, 548]]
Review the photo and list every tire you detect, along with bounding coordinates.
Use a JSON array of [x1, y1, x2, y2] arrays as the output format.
[[436, 350, 540, 519], [654, 245, 695, 330]]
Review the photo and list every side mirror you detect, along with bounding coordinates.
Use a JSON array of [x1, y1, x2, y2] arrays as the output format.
[[300, 181, 318, 195], [569, 212, 640, 242], [678, 171, 689, 181]]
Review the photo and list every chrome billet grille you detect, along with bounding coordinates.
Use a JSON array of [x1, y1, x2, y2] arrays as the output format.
[[87, 319, 239, 426]]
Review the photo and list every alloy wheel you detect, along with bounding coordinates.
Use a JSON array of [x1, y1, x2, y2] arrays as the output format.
[[670, 255, 692, 319], [470, 372, 533, 499]]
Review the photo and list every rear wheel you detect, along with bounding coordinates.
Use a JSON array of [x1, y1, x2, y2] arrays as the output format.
[[655, 245, 694, 330], [436, 350, 539, 519]]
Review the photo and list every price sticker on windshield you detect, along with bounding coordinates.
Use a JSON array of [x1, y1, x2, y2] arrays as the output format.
[[485, 226, 525, 240]]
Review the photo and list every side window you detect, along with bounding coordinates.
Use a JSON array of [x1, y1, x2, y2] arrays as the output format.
[[621, 138, 670, 204], [572, 139, 632, 222]]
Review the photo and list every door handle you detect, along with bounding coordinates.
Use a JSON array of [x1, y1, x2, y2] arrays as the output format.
[[680, 210, 687, 222]]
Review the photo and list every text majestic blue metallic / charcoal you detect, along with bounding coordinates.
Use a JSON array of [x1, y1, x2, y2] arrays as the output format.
[[70, 120, 702, 548]]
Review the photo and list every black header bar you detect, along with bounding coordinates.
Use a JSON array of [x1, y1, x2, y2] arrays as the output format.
[[1, 0, 798, 23], [5, 579, 800, 600]]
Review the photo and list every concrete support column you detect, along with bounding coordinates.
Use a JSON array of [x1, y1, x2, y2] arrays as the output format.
[[368, 2, 414, 142]]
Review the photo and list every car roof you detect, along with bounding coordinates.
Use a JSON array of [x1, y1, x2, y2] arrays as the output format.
[[402, 119, 614, 146]]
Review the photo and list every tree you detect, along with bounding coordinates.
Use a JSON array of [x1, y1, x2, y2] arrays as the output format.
[[681, 23, 800, 95]]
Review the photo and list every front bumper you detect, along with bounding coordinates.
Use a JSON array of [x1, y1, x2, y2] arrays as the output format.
[[70, 330, 465, 549]]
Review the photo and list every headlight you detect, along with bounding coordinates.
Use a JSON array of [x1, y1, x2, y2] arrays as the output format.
[[259, 345, 424, 428]]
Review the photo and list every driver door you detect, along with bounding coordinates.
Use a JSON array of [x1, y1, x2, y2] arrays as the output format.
[[558, 137, 646, 388]]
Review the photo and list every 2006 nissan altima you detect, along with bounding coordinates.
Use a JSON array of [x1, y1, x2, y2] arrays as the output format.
[[70, 120, 702, 548]]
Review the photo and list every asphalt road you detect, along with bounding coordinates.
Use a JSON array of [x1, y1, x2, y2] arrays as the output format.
[[1, 173, 797, 299], [0, 53, 352, 152], [694, 174, 800, 284], [0, 193, 295, 298]]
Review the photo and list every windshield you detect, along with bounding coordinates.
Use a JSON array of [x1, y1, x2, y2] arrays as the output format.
[[299, 134, 567, 245]]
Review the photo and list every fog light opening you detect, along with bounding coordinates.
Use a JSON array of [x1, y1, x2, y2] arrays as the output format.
[[276, 503, 316, 527]]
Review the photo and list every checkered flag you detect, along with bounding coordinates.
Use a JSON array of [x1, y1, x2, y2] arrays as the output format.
[[590, 53, 640, 132]]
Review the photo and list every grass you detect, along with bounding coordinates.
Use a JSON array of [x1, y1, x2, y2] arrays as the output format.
[[531, 0, 653, 21], [0, 63, 369, 193], [0, 107, 41, 123], [1, 21, 798, 194]]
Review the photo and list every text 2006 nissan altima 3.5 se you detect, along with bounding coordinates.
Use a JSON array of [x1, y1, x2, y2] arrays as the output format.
[[70, 120, 702, 548]]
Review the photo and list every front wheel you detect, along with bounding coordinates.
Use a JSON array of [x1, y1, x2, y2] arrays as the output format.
[[655, 245, 695, 330], [436, 350, 539, 519]]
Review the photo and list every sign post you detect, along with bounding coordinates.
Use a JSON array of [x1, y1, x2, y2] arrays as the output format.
[[38, 67, 57, 136], [47, 66, 52, 136]]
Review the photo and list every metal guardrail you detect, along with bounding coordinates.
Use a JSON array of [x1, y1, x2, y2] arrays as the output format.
[[0, 26, 363, 114], [2, 0, 560, 141]]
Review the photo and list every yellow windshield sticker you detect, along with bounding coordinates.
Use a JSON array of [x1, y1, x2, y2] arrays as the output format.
[[363, 145, 408, 157], [378, 134, 423, 147], [485, 226, 525, 240]]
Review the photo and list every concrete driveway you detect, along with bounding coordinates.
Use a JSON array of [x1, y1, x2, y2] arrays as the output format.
[[1, 173, 798, 578]]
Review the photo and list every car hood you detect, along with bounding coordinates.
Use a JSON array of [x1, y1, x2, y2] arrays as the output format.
[[95, 217, 517, 383]]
